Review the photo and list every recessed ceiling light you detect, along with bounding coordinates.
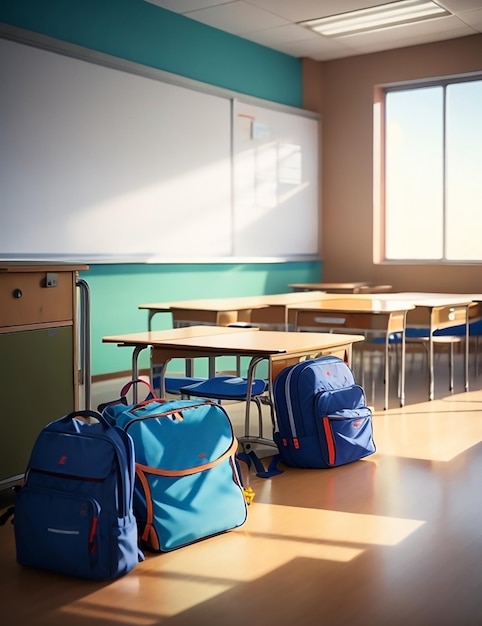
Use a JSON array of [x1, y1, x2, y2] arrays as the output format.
[[299, 0, 451, 38]]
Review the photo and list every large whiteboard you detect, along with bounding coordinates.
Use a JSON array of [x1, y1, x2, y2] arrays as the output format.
[[0, 33, 319, 263]]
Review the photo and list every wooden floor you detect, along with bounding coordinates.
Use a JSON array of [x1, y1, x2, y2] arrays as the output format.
[[2, 352, 482, 625]]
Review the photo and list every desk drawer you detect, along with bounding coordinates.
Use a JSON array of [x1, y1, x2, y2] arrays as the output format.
[[0, 272, 74, 327], [295, 311, 383, 331], [172, 309, 241, 327], [431, 305, 468, 329]]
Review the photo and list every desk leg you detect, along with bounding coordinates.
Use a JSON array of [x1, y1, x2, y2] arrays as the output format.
[[130, 345, 148, 403], [400, 330, 406, 407], [240, 355, 277, 450], [428, 333, 434, 401], [384, 331, 389, 410], [465, 306, 470, 392]]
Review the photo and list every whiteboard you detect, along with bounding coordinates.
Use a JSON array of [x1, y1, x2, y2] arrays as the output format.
[[0, 34, 319, 263]]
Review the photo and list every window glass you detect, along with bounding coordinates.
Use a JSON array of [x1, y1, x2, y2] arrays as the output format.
[[385, 86, 443, 260], [384, 78, 482, 262], [446, 80, 482, 261]]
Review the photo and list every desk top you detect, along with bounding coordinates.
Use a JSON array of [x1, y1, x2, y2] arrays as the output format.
[[103, 328, 364, 356], [138, 291, 326, 313], [370, 292, 475, 307], [293, 292, 476, 307], [287, 297, 415, 314], [102, 324, 255, 346], [139, 292, 482, 313], [138, 297, 264, 313]]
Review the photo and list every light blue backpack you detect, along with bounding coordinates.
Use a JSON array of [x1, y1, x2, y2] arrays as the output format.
[[102, 390, 248, 552]]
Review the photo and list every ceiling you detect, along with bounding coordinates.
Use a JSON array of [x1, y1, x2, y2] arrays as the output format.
[[144, 0, 482, 61]]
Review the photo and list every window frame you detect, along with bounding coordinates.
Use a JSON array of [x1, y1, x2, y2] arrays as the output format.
[[376, 72, 482, 265]]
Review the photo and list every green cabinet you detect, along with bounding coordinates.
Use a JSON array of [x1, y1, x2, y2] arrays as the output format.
[[0, 263, 88, 487], [0, 328, 75, 482]]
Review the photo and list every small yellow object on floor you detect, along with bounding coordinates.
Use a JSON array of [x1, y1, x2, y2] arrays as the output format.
[[242, 486, 255, 505]]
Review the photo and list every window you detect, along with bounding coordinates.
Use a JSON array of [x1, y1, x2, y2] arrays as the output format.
[[384, 77, 482, 262]]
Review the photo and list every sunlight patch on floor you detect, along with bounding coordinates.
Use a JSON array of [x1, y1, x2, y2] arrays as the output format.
[[59, 501, 426, 623], [246, 502, 425, 547], [372, 391, 482, 462]]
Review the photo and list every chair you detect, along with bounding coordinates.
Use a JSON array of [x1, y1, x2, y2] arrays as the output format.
[[405, 329, 462, 393], [179, 375, 275, 449], [430, 318, 482, 376], [353, 332, 401, 405], [152, 374, 206, 397]]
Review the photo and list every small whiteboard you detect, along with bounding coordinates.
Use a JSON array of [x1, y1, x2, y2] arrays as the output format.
[[232, 100, 319, 257]]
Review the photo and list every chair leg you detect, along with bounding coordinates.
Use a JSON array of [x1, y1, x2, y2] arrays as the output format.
[[476, 337, 480, 377], [449, 341, 454, 392], [251, 397, 264, 440]]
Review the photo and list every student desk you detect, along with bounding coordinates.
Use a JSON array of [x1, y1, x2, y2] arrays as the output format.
[[102, 328, 364, 446], [371, 292, 474, 400], [102, 327, 363, 394], [287, 297, 415, 410], [326, 292, 476, 401], [138, 297, 262, 331], [139, 292, 327, 380], [102, 325, 254, 396], [138, 291, 325, 331]]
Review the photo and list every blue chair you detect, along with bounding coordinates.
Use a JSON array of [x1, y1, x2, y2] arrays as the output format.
[[180, 375, 275, 448], [432, 318, 482, 376], [180, 375, 268, 401], [366, 325, 464, 399], [152, 374, 206, 397], [356, 332, 403, 405], [372, 328, 464, 391]]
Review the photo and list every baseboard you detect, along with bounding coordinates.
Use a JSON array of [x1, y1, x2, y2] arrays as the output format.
[[92, 369, 151, 383]]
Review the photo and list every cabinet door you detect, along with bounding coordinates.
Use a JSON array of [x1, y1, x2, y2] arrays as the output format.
[[0, 326, 75, 484]]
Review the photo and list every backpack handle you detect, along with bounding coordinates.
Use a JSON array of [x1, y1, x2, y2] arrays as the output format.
[[62, 409, 111, 429], [119, 378, 157, 399]]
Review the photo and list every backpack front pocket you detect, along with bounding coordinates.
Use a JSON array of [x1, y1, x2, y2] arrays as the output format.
[[319, 408, 375, 467], [15, 486, 101, 578]]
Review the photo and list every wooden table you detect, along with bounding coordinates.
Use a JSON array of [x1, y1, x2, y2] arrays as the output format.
[[102, 325, 255, 393], [295, 291, 479, 395], [321, 292, 475, 401], [102, 327, 364, 447], [372, 293, 474, 400], [139, 297, 262, 330], [287, 297, 415, 410], [139, 291, 325, 331]]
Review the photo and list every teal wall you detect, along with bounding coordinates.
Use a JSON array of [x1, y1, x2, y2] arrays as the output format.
[[1, 0, 321, 376], [0, 0, 302, 105]]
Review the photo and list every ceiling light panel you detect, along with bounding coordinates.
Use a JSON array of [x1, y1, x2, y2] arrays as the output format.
[[300, 0, 451, 37]]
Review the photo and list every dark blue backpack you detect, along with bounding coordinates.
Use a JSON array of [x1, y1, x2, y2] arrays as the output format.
[[273, 356, 375, 469], [11, 410, 143, 580]]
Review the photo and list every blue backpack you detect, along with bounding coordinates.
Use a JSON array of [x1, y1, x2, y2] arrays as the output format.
[[101, 391, 248, 552], [273, 356, 375, 469], [12, 410, 143, 580]]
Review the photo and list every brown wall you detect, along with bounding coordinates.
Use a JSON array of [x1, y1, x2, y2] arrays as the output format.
[[303, 34, 482, 292]]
